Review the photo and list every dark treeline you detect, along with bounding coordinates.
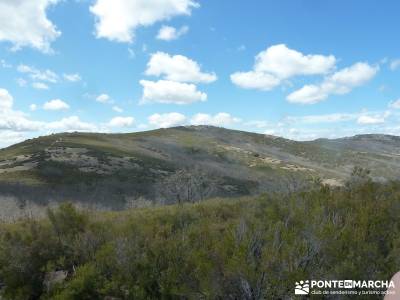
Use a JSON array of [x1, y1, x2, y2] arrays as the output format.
[[1, 173, 400, 299]]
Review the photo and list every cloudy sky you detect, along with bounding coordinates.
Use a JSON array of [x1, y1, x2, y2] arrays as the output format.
[[0, 0, 399, 147]]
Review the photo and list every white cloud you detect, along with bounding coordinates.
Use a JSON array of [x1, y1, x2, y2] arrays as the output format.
[[287, 62, 378, 104], [90, 0, 198, 43], [17, 65, 81, 86], [63, 73, 82, 82], [190, 113, 241, 126], [0, 88, 14, 111], [231, 44, 336, 91], [96, 93, 111, 103], [254, 44, 336, 78], [328, 63, 378, 87], [148, 112, 186, 128], [141, 52, 214, 105], [140, 80, 207, 104], [32, 82, 49, 90], [0, 113, 42, 132], [17, 64, 59, 83], [390, 59, 400, 71], [46, 116, 97, 131], [357, 115, 385, 125], [0, 131, 26, 148], [0, 89, 42, 132], [286, 85, 325, 104], [389, 99, 400, 109], [230, 71, 281, 91], [145, 52, 217, 83], [0, 0, 61, 52], [43, 99, 70, 111], [112, 106, 123, 113], [108, 116, 135, 127], [156, 25, 188, 41], [0, 89, 100, 146]]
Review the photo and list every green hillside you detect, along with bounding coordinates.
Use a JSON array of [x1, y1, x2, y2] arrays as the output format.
[[1, 126, 400, 213]]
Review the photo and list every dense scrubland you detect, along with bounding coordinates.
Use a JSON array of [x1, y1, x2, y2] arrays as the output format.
[[1, 170, 399, 299]]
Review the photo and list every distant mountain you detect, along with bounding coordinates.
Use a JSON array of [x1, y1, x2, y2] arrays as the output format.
[[0, 126, 399, 210]]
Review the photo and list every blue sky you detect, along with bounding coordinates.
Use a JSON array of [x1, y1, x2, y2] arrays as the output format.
[[0, 0, 399, 147]]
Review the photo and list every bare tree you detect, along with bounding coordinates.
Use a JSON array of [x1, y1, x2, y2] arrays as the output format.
[[160, 167, 215, 204]]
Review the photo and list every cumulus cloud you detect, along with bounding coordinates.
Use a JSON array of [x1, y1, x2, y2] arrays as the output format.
[[231, 44, 336, 91], [46, 116, 97, 131], [108, 116, 135, 127], [141, 52, 215, 105], [63, 73, 82, 82], [156, 25, 189, 41], [190, 113, 241, 126], [0, 112, 42, 132], [0, 89, 100, 146], [0, 88, 13, 111], [0, 131, 26, 148], [0, 0, 61, 52], [90, 0, 198, 43], [389, 99, 400, 109], [148, 112, 186, 128], [140, 80, 207, 104], [254, 44, 336, 78], [0, 89, 42, 132], [96, 93, 111, 103], [287, 62, 378, 104], [43, 99, 70, 111], [230, 71, 280, 91], [17, 64, 59, 83], [145, 52, 217, 83]]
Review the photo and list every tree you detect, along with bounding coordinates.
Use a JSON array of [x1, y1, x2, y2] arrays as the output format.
[[160, 168, 215, 204]]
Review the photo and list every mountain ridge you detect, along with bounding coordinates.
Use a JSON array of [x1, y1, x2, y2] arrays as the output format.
[[4, 125, 400, 151], [0, 126, 399, 213]]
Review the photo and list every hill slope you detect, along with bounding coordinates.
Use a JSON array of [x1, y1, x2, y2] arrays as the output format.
[[0, 126, 400, 209]]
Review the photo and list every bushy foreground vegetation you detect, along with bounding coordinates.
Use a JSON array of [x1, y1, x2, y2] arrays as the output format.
[[1, 176, 400, 299]]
